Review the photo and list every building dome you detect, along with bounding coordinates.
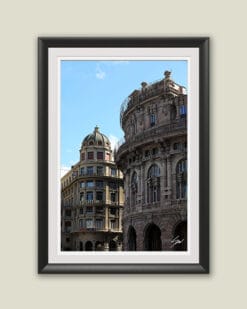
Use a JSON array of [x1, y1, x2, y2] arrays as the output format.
[[82, 126, 110, 147]]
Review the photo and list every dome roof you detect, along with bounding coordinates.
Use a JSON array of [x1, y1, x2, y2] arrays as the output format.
[[82, 126, 110, 147]]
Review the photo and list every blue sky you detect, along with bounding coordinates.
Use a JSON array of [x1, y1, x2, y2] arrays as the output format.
[[61, 60, 187, 176]]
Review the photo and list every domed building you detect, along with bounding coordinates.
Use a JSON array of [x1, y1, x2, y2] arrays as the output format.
[[116, 71, 187, 251], [61, 126, 124, 251]]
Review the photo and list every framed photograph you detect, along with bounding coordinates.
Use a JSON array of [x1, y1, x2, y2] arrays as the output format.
[[38, 37, 209, 274]]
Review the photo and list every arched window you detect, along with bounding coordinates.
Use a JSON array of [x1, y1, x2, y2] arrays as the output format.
[[147, 164, 160, 203], [127, 226, 137, 251], [150, 113, 156, 127], [144, 223, 162, 251], [131, 172, 138, 206], [176, 159, 187, 199]]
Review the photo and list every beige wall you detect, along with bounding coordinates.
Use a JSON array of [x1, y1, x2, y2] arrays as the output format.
[[0, 0, 246, 308]]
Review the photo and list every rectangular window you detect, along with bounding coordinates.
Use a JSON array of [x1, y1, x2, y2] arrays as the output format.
[[86, 219, 93, 229], [97, 166, 103, 176], [97, 152, 103, 160], [111, 168, 117, 176], [80, 167, 85, 175], [80, 181, 85, 188], [86, 191, 93, 201], [150, 114, 156, 127], [87, 166, 94, 175], [81, 152, 85, 161], [79, 219, 83, 228], [96, 180, 104, 188], [110, 207, 116, 215], [87, 152, 94, 160], [79, 208, 83, 214], [86, 180, 94, 188], [110, 220, 116, 230], [97, 166, 103, 175], [109, 182, 117, 189], [96, 191, 103, 201], [180, 105, 187, 117], [111, 192, 116, 202], [95, 219, 103, 230]]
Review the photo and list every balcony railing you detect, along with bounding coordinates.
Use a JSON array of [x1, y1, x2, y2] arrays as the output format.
[[123, 199, 187, 215], [73, 227, 119, 233], [117, 118, 186, 156], [77, 172, 121, 179], [120, 80, 185, 126], [80, 199, 104, 205], [79, 200, 123, 207]]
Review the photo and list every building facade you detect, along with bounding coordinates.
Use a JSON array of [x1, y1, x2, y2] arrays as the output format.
[[116, 71, 187, 251], [61, 126, 124, 251]]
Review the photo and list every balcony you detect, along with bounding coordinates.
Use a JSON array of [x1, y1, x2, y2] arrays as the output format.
[[120, 80, 186, 127], [116, 118, 186, 158], [77, 172, 121, 179], [76, 227, 107, 233], [78, 172, 102, 178], [123, 199, 187, 217], [80, 199, 104, 206]]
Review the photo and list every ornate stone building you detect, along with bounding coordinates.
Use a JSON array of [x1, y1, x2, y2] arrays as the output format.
[[116, 71, 187, 251], [61, 126, 124, 251]]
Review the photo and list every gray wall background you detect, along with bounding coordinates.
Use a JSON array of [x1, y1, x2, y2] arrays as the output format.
[[0, 0, 246, 308]]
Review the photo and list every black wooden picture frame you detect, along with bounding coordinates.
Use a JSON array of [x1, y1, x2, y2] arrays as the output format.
[[38, 37, 209, 274]]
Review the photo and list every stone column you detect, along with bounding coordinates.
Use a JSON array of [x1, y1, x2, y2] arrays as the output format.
[[119, 207, 123, 232], [125, 172, 130, 212], [159, 160, 165, 204], [140, 164, 145, 205], [164, 157, 167, 187], [105, 206, 109, 230], [167, 156, 172, 197], [124, 173, 129, 200], [105, 181, 109, 204]]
